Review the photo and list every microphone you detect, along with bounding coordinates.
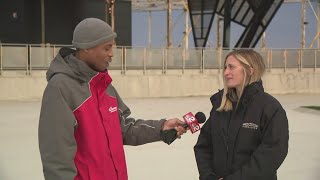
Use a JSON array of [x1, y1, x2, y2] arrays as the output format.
[[160, 112, 206, 145]]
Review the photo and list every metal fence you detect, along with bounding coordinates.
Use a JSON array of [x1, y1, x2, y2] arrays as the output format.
[[0, 43, 319, 75]]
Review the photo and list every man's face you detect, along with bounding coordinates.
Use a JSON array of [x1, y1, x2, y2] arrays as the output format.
[[85, 40, 114, 72]]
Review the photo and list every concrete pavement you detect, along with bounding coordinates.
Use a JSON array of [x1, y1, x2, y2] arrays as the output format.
[[0, 94, 319, 180]]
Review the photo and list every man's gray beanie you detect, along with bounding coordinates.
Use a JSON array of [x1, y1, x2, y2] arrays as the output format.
[[72, 18, 117, 49]]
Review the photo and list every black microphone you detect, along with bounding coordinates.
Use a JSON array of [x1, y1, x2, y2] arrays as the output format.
[[160, 112, 206, 145], [195, 112, 206, 124]]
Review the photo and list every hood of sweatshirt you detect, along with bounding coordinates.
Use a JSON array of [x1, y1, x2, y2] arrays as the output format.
[[46, 47, 98, 83]]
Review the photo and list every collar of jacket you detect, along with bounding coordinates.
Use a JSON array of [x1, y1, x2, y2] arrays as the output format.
[[57, 47, 111, 83], [238, 80, 264, 108], [67, 53, 98, 82], [210, 89, 224, 108], [65, 51, 113, 88], [210, 80, 264, 110]]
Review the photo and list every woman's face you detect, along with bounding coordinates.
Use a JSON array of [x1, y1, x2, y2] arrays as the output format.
[[224, 55, 245, 91]]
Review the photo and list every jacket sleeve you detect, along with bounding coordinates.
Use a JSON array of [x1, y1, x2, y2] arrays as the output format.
[[38, 83, 77, 180], [225, 102, 289, 180], [112, 86, 166, 146], [194, 110, 221, 180]]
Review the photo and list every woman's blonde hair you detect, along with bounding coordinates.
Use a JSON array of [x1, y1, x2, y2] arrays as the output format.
[[217, 49, 266, 112]]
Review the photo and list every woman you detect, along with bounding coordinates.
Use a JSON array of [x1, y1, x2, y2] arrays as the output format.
[[194, 49, 289, 180]]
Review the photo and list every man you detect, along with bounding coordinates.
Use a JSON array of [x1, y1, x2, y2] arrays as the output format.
[[38, 18, 186, 180]]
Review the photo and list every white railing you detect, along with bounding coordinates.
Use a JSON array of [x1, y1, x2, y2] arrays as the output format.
[[0, 43, 319, 75]]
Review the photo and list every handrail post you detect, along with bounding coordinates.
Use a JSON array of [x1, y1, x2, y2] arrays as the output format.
[[53, 45, 56, 59], [284, 49, 287, 73], [218, 47, 222, 73], [162, 48, 165, 74], [297, 49, 300, 72], [121, 47, 124, 74], [266, 49, 271, 72], [300, 49, 303, 72], [201, 48, 204, 73], [29, 45, 32, 74], [124, 47, 126, 75], [182, 48, 185, 74], [0, 44, 2, 75], [26, 45, 29, 75], [164, 48, 168, 74], [270, 49, 273, 72], [143, 48, 146, 75], [315, 49, 317, 72]]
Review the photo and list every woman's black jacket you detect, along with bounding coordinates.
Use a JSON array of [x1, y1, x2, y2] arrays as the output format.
[[194, 81, 289, 180]]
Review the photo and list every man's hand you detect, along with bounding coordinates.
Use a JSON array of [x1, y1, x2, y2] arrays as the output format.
[[162, 118, 187, 138]]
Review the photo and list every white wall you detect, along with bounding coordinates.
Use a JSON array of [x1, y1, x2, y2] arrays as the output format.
[[0, 69, 319, 101]]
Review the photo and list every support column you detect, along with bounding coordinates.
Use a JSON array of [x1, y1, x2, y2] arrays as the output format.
[[261, 32, 266, 49], [41, 0, 45, 44], [167, 0, 172, 48], [301, 0, 306, 48], [111, 0, 115, 31], [148, 11, 152, 48], [318, 0, 320, 48], [223, 0, 231, 48], [185, 8, 188, 49], [217, 16, 222, 48]]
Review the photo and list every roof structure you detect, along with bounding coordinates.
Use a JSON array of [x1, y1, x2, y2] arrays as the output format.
[[130, 0, 318, 48], [187, 0, 284, 48]]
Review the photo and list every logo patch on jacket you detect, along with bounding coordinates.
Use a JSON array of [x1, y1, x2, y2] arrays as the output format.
[[109, 106, 117, 113], [242, 123, 259, 130]]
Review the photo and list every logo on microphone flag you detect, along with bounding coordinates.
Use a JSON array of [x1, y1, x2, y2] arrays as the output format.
[[183, 112, 200, 134]]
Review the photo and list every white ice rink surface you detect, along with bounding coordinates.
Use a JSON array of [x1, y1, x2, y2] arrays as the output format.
[[0, 94, 320, 180]]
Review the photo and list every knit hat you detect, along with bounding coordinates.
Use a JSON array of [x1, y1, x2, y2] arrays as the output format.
[[72, 18, 117, 49]]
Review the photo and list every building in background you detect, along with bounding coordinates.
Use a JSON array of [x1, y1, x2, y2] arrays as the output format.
[[0, 0, 132, 46]]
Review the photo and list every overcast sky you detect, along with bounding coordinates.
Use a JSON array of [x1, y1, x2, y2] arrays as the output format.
[[132, 2, 318, 49]]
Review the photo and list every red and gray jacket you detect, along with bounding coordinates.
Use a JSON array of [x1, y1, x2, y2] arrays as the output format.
[[39, 48, 166, 180]]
